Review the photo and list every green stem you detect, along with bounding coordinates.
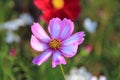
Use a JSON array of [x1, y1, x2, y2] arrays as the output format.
[[60, 64, 66, 80]]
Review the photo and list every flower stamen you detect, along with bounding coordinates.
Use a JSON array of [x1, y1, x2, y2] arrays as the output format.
[[49, 39, 60, 49]]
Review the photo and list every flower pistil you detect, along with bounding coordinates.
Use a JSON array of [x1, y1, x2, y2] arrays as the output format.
[[49, 39, 60, 49]]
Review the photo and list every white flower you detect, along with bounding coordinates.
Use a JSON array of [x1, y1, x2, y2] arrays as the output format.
[[78, 67, 92, 80], [0, 13, 33, 44], [19, 13, 33, 26], [1, 13, 33, 31], [3, 19, 23, 31], [66, 67, 92, 80], [66, 67, 107, 80], [5, 31, 20, 44], [91, 76, 98, 80], [99, 75, 107, 80], [83, 18, 97, 33]]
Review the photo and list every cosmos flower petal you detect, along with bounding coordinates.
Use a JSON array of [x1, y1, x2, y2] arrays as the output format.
[[30, 18, 85, 68], [60, 44, 78, 58], [31, 22, 50, 43], [48, 18, 62, 39], [52, 50, 66, 68], [32, 49, 52, 66], [62, 31, 85, 45], [58, 18, 74, 40], [30, 35, 49, 51]]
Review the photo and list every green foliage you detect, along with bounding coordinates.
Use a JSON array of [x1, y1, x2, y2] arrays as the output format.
[[0, 0, 120, 80]]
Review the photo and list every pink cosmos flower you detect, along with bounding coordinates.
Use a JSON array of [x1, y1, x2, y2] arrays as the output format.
[[30, 18, 85, 68]]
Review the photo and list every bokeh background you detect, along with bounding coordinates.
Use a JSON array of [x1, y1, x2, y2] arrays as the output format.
[[0, 0, 120, 80]]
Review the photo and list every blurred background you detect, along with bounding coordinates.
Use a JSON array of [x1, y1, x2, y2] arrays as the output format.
[[0, 0, 120, 80]]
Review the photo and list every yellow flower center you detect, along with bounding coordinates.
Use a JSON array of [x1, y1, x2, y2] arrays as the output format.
[[49, 39, 60, 49], [52, 0, 64, 9]]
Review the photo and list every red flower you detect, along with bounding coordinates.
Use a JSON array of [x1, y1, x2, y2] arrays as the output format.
[[34, 0, 81, 22]]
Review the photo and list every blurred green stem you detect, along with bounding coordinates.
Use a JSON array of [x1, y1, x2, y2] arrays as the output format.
[[60, 64, 66, 80]]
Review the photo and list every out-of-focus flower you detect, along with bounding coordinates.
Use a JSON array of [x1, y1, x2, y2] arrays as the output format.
[[34, 0, 81, 22], [5, 31, 20, 44], [66, 67, 92, 80], [9, 48, 17, 57], [0, 13, 33, 31], [99, 75, 107, 80], [0, 13, 33, 44], [30, 18, 85, 68], [66, 67, 107, 80], [3, 19, 23, 31], [84, 44, 93, 54], [91, 76, 98, 80], [83, 18, 97, 33], [19, 13, 33, 26]]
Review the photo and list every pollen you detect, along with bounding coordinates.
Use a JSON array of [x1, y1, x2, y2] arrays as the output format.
[[49, 39, 60, 49], [52, 0, 64, 9]]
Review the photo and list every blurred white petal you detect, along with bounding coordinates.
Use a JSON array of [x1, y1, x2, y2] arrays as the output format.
[[66, 67, 92, 80], [2, 13, 33, 31], [19, 13, 33, 26], [5, 31, 20, 44], [4, 21, 19, 30], [83, 18, 97, 33], [91, 76, 98, 80], [99, 75, 107, 80]]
